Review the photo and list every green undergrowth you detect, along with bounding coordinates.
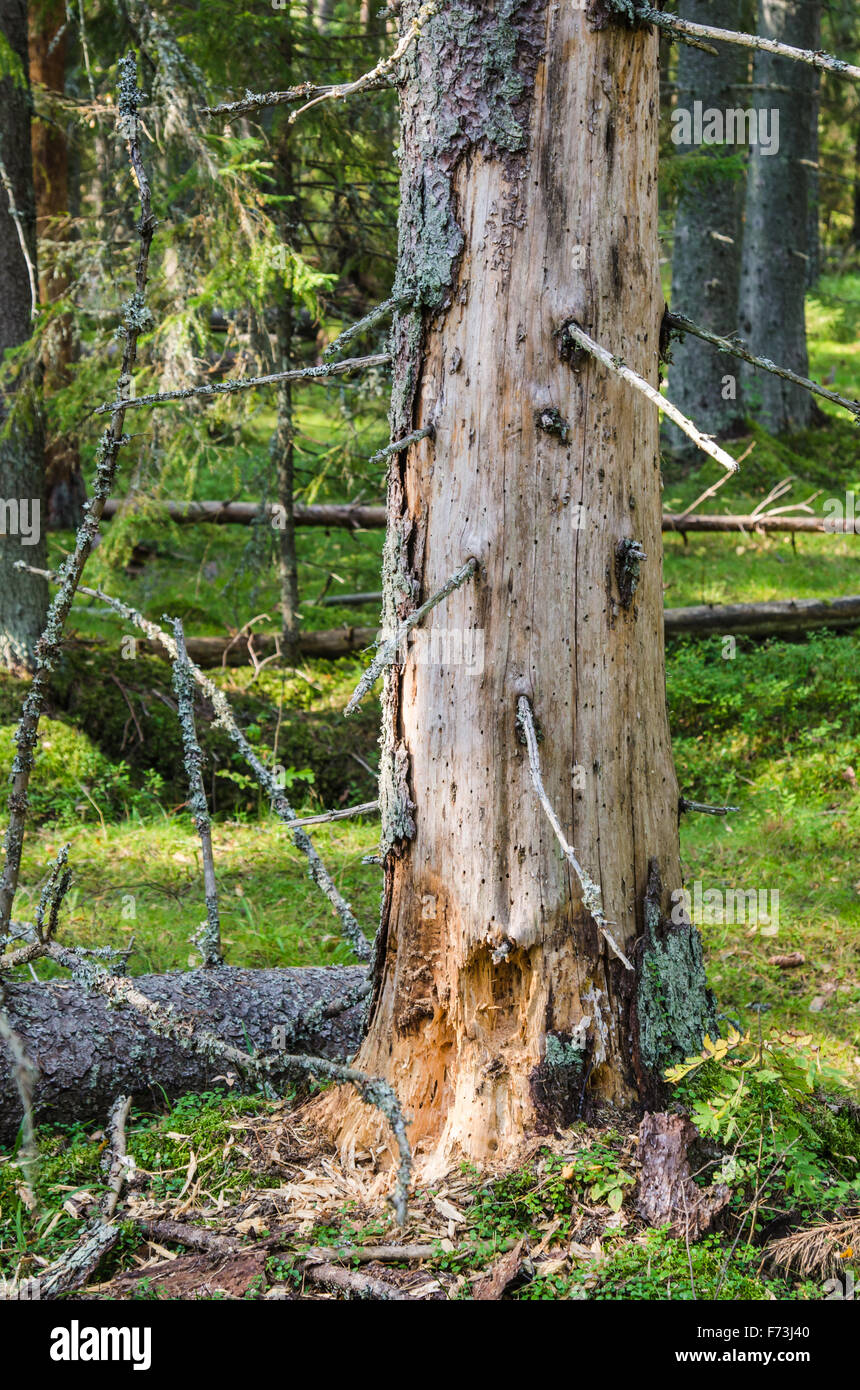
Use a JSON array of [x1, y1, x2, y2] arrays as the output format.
[[6, 1083, 852, 1297]]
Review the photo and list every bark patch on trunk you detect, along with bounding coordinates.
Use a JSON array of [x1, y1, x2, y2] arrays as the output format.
[[529, 1027, 590, 1132]]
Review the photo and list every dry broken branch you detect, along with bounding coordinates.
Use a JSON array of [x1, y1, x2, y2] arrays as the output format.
[[516, 696, 633, 972], [561, 321, 740, 474], [203, 1, 438, 124], [614, 5, 860, 84], [665, 312, 860, 423]]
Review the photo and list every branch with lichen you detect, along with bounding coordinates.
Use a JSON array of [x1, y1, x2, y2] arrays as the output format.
[[345, 558, 478, 716], [171, 619, 222, 968], [36, 1092, 133, 1298], [665, 312, 860, 424], [369, 427, 433, 465], [516, 696, 634, 973], [92, 353, 390, 417], [324, 295, 412, 360], [16, 566, 372, 964], [679, 797, 740, 817], [605, 3, 860, 83], [0, 53, 156, 936], [203, 2, 438, 124], [560, 321, 740, 475], [271, 974, 371, 1054]]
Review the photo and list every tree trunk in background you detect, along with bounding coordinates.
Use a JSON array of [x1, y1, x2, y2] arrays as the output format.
[[28, 0, 85, 529], [0, 0, 48, 674], [853, 122, 860, 246], [272, 26, 301, 665], [665, 0, 748, 453], [739, 0, 820, 432], [806, 68, 820, 287], [323, 1, 714, 1181]]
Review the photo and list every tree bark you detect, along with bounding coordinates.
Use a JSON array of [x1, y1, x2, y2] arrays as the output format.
[[666, 0, 748, 450], [28, 0, 86, 529], [0, 965, 365, 1144], [322, 1, 715, 1180], [738, 0, 821, 432]]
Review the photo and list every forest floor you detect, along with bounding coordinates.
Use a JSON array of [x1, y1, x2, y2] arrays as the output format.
[[0, 275, 859, 1299]]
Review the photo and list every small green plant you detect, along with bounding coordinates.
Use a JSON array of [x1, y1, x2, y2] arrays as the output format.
[[665, 1029, 860, 1220]]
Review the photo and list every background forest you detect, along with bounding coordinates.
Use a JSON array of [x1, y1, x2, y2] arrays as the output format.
[[0, 0, 859, 1305]]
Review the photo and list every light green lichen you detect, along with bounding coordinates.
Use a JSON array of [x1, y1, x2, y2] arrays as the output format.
[[636, 870, 717, 1074]]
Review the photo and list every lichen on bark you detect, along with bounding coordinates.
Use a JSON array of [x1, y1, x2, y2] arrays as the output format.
[[394, 0, 547, 310], [635, 859, 717, 1077]]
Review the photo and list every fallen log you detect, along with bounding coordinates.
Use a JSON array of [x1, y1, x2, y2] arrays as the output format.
[[664, 594, 860, 637], [0, 965, 364, 1144], [175, 626, 378, 665], [73, 499, 859, 535], [663, 513, 857, 535], [99, 499, 387, 529], [163, 595, 860, 667]]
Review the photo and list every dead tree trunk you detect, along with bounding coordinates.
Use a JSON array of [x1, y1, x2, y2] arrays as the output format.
[[0, 0, 48, 673], [324, 2, 715, 1180], [738, 0, 821, 431], [665, 0, 748, 451]]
